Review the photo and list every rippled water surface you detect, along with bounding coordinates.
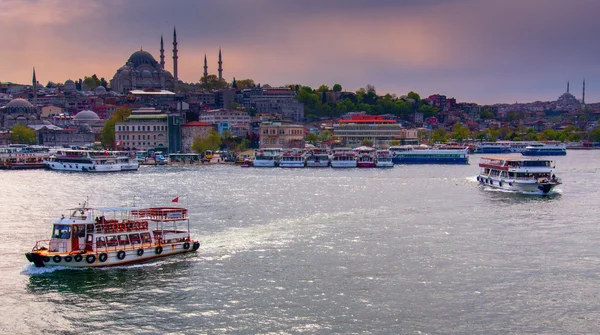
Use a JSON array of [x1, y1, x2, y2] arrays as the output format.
[[2, 151, 600, 334]]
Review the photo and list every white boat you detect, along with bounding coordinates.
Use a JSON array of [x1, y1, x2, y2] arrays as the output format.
[[477, 156, 561, 194], [253, 148, 282, 167], [279, 149, 305, 168], [521, 142, 567, 156], [474, 141, 538, 154], [375, 150, 394, 167], [25, 201, 200, 268], [330, 147, 357, 168], [0, 145, 49, 169], [305, 148, 330, 167], [355, 146, 376, 168], [45, 149, 139, 172]]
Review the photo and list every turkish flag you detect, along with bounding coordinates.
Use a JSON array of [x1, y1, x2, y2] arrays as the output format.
[[171, 197, 179, 203]]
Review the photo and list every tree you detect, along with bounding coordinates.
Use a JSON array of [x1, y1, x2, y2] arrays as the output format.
[[191, 129, 222, 154], [451, 123, 470, 142], [332, 84, 342, 92], [361, 139, 374, 146], [390, 140, 401, 146], [101, 107, 132, 149], [407, 91, 420, 103], [316, 84, 329, 92], [10, 124, 36, 144], [306, 133, 318, 144], [480, 108, 495, 119], [317, 129, 333, 142], [228, 102, 240, 109], [235, 78, 255, 90], [589, 127, 600, 142], [431, 128, 448, 143], [83, 74, 101, 90], [200, 74, 229, 90]]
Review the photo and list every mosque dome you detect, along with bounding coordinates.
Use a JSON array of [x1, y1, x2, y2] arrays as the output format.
[[142, 70, 152, 78], [127, 50, 158, 68], [63, 80, 77, 92], [74, 110, 100, 121], [95, 86, 107, 94], [3, 98, 36, 115]]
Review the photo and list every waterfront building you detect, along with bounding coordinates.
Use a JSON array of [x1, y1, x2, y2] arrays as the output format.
[[181, 121, 214, 153], [199, 109, 251, 136], [237, 87, 304, 122], [259, 120, 305, 149], [115, 108, 169, 152], [333, 115, 403, 148]]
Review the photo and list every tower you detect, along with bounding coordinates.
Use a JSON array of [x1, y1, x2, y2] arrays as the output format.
[[172, 27, 179, 92], [567, 81, 570, 93], [582, 79, 586, 105], [32, 67, 38, 110], [203, 54, 208, 78], [159, 35, 165, 69], [218, 47, 223, 81]]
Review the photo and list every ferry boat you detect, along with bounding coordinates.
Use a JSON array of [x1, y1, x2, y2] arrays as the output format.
[[521, 143, 567, 156], [0, 145, 49, 169], [45, 149, 139, 172], [279, 149, 305, 168], [355, 146, 376, 168], [474, 141, 537, 154], [477, 156, 561, 194], [330, 147, 357, 168], [253, 148, 282, 167], [375, 150, 394, 167], [305, 148, 330, 167], [389, 145, 469, 164], [25, 202, 200, 268]]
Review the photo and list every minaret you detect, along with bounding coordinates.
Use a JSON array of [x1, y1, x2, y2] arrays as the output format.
[[32, 67, 38, 110], [582, 79, 586, 105], [203, 54, 208, 78], [567, 81, 570, 93], [172, 27, 179, 92], [159, 35, 165, 69], [218, 47, 223, 81]]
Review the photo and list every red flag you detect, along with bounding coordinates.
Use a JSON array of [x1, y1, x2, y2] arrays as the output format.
[[171, 197, 179, 203]]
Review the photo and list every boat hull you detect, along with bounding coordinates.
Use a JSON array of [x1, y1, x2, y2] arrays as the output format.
[[26, 241, 200, 268], [45, 161, 139, 172], [306, 160, 329, 167], [357, 161, 375, 168], [477, 175, 559, 194], [279, 161, 305, 168], [521, 151, 567, 156], [375, 161, 394, 167], [252, 160, 276, 167], [331, 160, 357, 168]]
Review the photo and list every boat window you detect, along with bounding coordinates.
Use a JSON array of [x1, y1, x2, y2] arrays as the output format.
[[140, 232, 152, 243], [52, 225, 71, 239], [77, 224, 85, 238], [118, 234, 130, 245], [129, 233, 141, 244], [96, 236, 106, 247], [87, 224, 94, 232], [107, 235, 118, 246]]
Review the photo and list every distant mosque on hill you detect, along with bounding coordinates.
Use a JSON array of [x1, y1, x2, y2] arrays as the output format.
[[110, 27, 224, 94]]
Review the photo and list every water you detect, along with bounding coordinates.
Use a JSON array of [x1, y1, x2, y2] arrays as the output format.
[[2, 151, 600, 334]]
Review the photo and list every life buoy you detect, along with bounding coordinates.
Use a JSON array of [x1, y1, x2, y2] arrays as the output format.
[[42, 256, 50, 262], [183, 242, 190, 250], [137, 248, 144, 256], [143, 221, 148, 230], [64, 256, 72, 262], [118, 223, 126, 231], [74, 255, 83, 262], [86, 255, 96, 264], [112, 223, 118, 231], [117, 250, 126, 260], [155, 246, 163, 255], [53, 255, 61, 263], [99, 253, 108, 262], [192, 242, 200, 251], [126, 222, 133, 230]]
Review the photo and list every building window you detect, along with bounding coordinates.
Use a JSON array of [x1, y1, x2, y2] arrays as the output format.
[[263, 138, 268, 144], [279, 138, 284, 144], [271, 138, 276, 144]]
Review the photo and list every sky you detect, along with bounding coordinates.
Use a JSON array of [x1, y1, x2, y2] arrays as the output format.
[[1, 0, 599, 105]]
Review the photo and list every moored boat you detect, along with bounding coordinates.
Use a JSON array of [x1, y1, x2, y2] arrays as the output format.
[[521, 143, 567, 156], [0, 146, 49, 169], [477, 156, 561, 194], [389, 145, 469, 164], [253, 148, 282, 167], [45, 149, 139, 172], [25, 201, 200, 268], [355, 146, 376, 168], [375, 150, 394, 167], [279, 149, 305, 168], [330, 147, 357, 168], [305, 148, 330, 167]]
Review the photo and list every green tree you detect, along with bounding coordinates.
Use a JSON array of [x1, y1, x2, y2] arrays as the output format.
[[200, 74, 229, 90], [306, 133, 318, 144], [407, 91, 421, 104], [191, 129, 222, 153], [451, 123, 470, 142], [83, 74, 101, 90], [431, 128, 448, 143], [589, 127, 600, 142], [235, 78, 255, 90], [317, 129, 333, 142], [480, 108, 495, 119], [390, 140, 401, 146], [332, 84, 342, 92], [316, 84, 329, 92], [419, 104, 435, 118], [10, 124, 36, 144], [101, 107, 132, 149], [361, 139, 374, 146]]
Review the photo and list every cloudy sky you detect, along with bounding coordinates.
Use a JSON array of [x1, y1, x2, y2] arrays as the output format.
[[1, 0, 598, 104]]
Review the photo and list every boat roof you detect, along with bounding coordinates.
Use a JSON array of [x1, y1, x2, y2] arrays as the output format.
[[480, 155, 553, 161]]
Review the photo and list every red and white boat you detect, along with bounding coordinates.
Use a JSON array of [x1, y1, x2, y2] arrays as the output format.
[[25, 201, 200, 268], [279, 149, 305, 168], [355, 146, 376, 168], [375, 150, 394, 167], [330, 148, 357, 168]]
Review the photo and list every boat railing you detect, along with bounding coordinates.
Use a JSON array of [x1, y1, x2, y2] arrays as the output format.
[[92, 240, 158, 253]]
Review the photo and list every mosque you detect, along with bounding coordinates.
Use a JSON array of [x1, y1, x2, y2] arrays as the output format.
[[110, 27, 224, 94]]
